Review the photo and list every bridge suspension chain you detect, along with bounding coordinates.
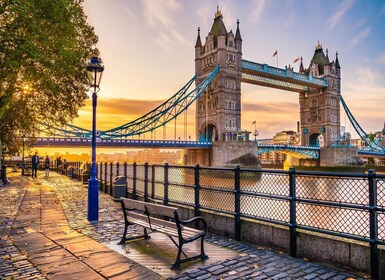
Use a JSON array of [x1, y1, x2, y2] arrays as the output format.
[[39, 67, 219, 140], [340, 95, 384, 152]]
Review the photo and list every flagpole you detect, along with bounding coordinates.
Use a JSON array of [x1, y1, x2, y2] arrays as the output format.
[[276, 53, 278, 68]]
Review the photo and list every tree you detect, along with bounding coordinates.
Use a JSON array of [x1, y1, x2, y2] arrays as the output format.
[[0, 0, 98, 155]]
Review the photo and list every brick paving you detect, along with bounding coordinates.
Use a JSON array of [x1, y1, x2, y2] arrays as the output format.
[[1, 171, 371, 279]]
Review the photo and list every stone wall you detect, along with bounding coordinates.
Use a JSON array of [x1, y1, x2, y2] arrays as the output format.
[[211, 141, 257, 167], [320, 146, 360, 166], [176, 206, 384, 277]]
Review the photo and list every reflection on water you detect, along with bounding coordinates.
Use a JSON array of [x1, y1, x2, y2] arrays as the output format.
[[100, 164, 384, 240]]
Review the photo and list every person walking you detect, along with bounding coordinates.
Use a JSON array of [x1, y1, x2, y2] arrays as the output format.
[[44, 155, 50, 178], [31, 152, 39, 178]]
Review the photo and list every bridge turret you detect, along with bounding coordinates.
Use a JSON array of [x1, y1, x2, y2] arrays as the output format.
[[299, 42, 341, 148], [195, 8, 242, 142]]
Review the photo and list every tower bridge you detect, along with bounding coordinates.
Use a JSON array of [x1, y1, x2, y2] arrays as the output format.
[[36, 8, 384, 167]]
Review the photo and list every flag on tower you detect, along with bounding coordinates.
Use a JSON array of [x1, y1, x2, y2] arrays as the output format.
[[293, 57, 300, 63], [272, 50, 278, 57], [252, 120, 256, 124]]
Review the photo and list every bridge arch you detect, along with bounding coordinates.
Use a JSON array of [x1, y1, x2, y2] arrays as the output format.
[[309, 133, 324, 147], [199, 122, 218, 142]]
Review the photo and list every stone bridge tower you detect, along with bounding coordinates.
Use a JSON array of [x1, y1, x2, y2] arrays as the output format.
[[299, 42, 341, 147], [194, 8, 242, 142]]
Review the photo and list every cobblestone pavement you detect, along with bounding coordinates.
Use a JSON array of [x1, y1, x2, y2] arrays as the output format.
[[1, 172, 371, 279], [0, 173, 47, 280]]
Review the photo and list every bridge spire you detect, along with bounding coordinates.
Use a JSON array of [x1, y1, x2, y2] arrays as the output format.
[[325, 48, 330, 64], [195, 27, 202, 48], [235, 19, 242, 42], [299, 56, 304, 73], [335, 52, 341, 69]]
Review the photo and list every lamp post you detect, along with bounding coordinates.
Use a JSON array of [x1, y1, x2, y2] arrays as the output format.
[[86, 54, 104, 222], [253, 121, 259, 143]]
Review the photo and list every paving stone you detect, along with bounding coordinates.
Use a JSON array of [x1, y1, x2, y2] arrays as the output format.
[[211, 267, 230, 276], [207, 264, 225, 273], [304, 273, 320, 280]]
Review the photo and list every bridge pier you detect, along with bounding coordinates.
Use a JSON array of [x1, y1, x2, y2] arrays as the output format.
[[320, 147, 361, 166], [185, 142, 261, 167], [183, 149, 211, 166]]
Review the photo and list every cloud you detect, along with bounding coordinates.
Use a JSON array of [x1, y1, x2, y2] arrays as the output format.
[[122, 5, 137, 20], [377, 52, 385, 64], [197, 1, 212, 30], [141, 0, 187, 52], [328, 0, 355, 29], [73, 97, 197, 134], [242, 100, 299, 137], [250, 0, 265, 23], [342, 67, 385, 133], [350, 27, 370, 46]]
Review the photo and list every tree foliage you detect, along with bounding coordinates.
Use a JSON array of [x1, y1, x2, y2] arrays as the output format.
[[0, 0, 98, 154]]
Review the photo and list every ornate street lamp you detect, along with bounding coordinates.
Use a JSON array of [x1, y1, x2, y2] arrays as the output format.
[[86, 54, 104, 222]]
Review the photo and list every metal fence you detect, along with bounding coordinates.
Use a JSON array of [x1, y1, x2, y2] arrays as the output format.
[[4, 160, 385, 278], [93, 162, 385, 279]]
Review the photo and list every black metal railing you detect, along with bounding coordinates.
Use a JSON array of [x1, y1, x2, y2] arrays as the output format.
[[94, 161, 383, 279], [3, 160, 384, 278]]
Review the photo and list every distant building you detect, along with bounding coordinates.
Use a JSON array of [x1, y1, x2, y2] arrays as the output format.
[[272, 131, 300, 145]]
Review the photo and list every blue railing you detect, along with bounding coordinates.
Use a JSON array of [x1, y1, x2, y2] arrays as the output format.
[[241, 59, 328, 87]]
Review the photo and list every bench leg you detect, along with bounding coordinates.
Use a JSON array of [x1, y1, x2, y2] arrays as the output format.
[[118, 223, 129, 245], [170, 242, 183, 270], [200, 235, 208, 260], [144, 228, 151, 240]]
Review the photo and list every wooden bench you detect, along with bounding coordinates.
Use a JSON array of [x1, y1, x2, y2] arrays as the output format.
[[118, 198, 208, 269]]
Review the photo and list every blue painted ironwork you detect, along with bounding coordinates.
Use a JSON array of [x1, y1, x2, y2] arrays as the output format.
[[257, 144, 320, 159], [340, 95, 385, 154], [101, 66, 219, 139], [40, 66, 219, 140], [34, 137, 212, 148], [87, 54, 104, 222], [241, 59, 328, 92]]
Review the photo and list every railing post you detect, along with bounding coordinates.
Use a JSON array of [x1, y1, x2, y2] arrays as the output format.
[[116, 162, 120, 177], [99, 162, 103, 191], [151, 165, 155, 199], [194, 164, 201, 228], [164, 163, 169, 206], [123, 162, 128, 197], [368, 169, 379, 280], [234, 165, 241, 241], [103, 162, 107, 193], [109, 162, 113, 195], [144, 162, 149, 202], [289, 167, 297, 257], [133, 162, 137, 199]]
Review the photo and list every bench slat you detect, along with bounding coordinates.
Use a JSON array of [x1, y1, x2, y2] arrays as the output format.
[[121, 198, 148, 212], [144, 203, 179, 218]]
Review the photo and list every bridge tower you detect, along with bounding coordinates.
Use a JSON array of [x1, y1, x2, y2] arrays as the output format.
[[299, 42, 341, 148], [194, 8, 242, 142]]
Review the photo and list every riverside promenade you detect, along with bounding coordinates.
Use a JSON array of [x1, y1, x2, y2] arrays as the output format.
[[0, 171, 369, 279]]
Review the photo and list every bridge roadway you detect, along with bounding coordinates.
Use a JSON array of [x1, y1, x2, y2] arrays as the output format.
[[35, 137, 212, 149], [34, 138, 385, 159]]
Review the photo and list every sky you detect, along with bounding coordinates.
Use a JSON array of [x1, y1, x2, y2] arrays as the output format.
[[76, 0, 385, 141]]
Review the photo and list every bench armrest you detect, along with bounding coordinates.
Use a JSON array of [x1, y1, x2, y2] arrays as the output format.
[[179, 216, 207, 232]]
